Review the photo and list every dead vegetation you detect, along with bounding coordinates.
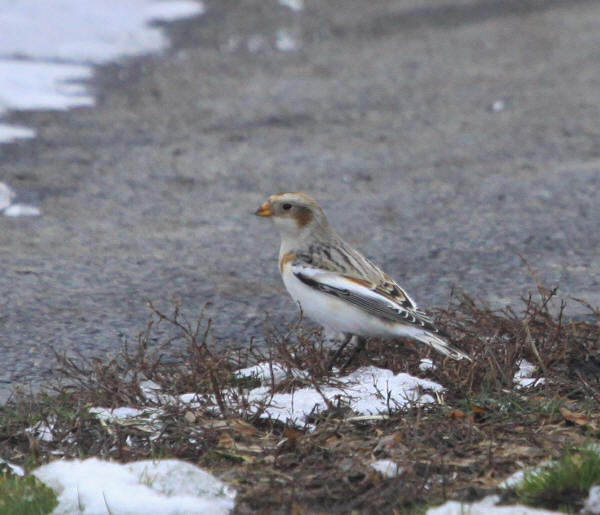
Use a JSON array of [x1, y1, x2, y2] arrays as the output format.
[[1, 285, 599, 514]]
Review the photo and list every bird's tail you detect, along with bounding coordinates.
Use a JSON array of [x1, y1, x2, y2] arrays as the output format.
[[413, 330, 472, 361]]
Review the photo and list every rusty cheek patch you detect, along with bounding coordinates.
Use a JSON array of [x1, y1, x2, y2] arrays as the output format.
[[295, 207, 313, 227], [279, 251, 295, 273]]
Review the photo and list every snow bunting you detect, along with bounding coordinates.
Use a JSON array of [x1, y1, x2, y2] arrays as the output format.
[[255, 192, 471, 363]]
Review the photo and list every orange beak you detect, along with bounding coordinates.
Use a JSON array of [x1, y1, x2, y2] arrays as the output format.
[[255, 201, 272, 217]]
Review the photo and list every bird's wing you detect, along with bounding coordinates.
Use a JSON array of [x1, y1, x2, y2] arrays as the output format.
[[291, 262, 438, 332]]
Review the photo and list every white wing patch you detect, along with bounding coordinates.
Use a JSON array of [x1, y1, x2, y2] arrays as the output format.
[[291, 264, 437, 330]]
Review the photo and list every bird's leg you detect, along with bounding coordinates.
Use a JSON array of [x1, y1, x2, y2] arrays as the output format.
[[326, 333, 353, 371], [341, 336, 367, 372]]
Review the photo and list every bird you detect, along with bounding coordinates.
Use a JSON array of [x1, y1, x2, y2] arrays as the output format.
[[255, 192, 471, 368]]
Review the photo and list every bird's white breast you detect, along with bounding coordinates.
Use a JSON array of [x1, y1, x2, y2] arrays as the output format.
[[280, 262, 396, 337]]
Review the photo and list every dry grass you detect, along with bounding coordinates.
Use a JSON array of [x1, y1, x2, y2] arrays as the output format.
[[1, 285, 599, 514]]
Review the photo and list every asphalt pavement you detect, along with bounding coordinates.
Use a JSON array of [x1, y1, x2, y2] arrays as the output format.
[[1, 0, 599, 402]]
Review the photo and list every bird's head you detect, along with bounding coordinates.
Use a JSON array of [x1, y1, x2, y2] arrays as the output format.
[[255, 192, 331, 241]]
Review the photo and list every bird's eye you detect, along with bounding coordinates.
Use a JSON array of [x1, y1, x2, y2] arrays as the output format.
[[282, 203, 292, 211]]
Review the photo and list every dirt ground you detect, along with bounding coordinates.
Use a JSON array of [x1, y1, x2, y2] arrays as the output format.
[[1, 0, 600, 402]]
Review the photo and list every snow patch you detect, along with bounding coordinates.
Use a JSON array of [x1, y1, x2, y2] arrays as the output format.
[[235, 362, 308, 384], [427, 495, 560, 514], [0, 458, 24, 476], [241, 364, 443, 427], [278, 0, 304, 12], [88, 364, 443, 433], [235, 362, 290, 384], [514, 360, 545, 388], [0, 181, 41, 217], [0, 1, 204, 64], [0, 182, 15, 211], [140, 379, 176, 403], [371, 459, 402, 478], [491, 99, 506, 112], [584, 485, 600, 514], [0, 0, 205, 143], [499, 461, 554, 489], [4, 203, 41, 217], [33, 458, 235, 515], [26, 421, 55, 442], [90, 406, 165, 435], [419, 358, 436, 371], [90, 406, 150, 421], [0, 61, 93, 112], [0, 124, 35, 142]]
